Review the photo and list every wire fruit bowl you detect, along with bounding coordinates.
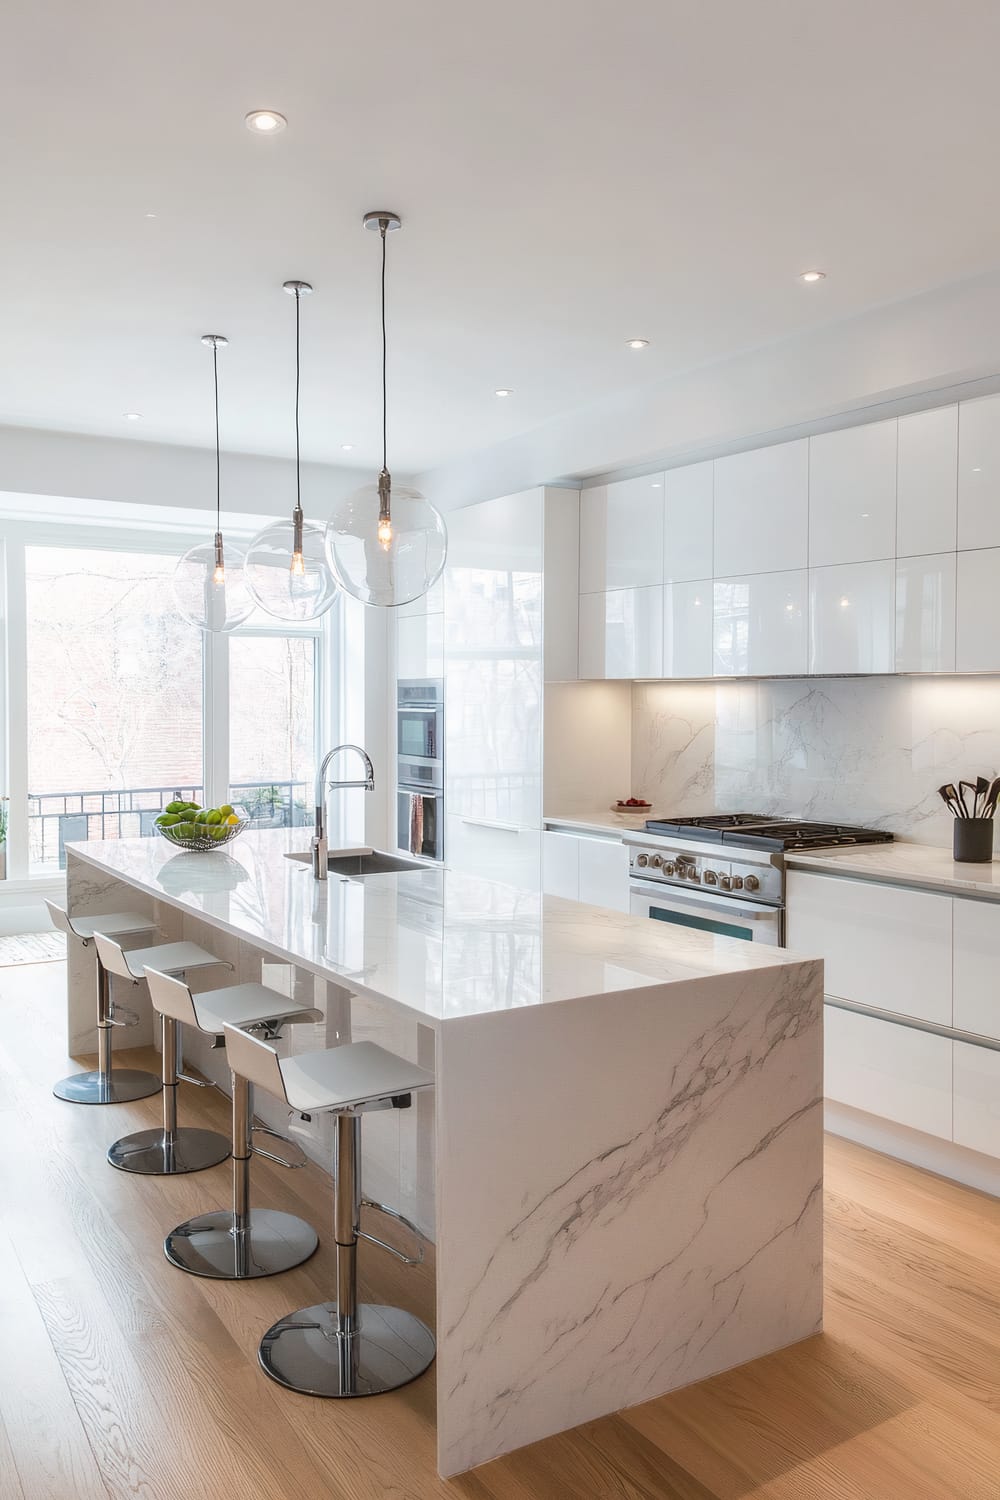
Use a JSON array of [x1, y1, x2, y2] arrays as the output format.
[[156, 819, 249, 853]]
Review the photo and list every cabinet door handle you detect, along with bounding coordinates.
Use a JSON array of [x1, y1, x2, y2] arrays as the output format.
[[461, 817, 521, 833]]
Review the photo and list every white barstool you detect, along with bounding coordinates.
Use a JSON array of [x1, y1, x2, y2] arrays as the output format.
[[223, 1025, 436, 1398], [47, 900, 162, 1105], [145, 968, 321, 1280], [94, 931, 232, 1175]]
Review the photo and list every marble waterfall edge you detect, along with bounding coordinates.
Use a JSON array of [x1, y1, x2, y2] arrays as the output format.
[[434, 955, 824, 1475]]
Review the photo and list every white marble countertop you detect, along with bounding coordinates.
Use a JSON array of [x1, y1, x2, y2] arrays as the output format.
[[787, 840, 1000, 900], [69, 828, 813, 1026], [543, 810, 649, 837]]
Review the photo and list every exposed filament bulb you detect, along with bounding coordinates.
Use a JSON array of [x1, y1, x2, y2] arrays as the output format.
[[377, 517, 393, 551], [377, 468, 393, 552], [290, 550, 306, 576], [290, 508, 306, 576], [213, 531, 226, 586]]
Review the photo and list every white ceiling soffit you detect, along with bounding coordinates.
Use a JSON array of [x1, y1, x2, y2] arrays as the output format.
[[5, 0, 1000, 479]]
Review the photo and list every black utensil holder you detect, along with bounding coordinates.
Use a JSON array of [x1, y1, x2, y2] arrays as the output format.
[[954, 818, 994, 863]]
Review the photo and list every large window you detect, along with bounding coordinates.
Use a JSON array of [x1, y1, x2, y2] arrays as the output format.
[[229, 632, 317, 829], [3, 525, 337, 878], [25, 545, 204, 867]]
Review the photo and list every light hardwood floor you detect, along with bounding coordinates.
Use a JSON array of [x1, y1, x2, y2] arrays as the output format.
[[2, 960, 999, 1500]]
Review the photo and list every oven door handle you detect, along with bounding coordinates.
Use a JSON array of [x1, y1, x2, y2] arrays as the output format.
[[629, 882, 778, 919]]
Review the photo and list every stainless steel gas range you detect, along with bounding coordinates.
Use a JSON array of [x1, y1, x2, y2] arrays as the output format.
[[624, 814, 893, 946]]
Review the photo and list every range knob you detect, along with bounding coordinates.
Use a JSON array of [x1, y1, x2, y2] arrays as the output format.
[[731, 875, 743, 890], [744, 874, 760, 892], [688, 868, 701, 882], [662, 861, 676, 876], [719, 874, 732, 890], [703, 870, 718, 886], [636, 854, 649, 868], [650, 854, 663, 869]]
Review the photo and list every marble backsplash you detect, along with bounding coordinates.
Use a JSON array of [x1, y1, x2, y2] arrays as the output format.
[[631, 676, 1000, 848]]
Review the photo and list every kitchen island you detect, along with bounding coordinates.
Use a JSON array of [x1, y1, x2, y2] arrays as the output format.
[[64, 828, 824, 1477]]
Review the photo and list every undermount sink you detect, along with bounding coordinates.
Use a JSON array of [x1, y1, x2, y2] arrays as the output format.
[[285, 847, 427, 878]]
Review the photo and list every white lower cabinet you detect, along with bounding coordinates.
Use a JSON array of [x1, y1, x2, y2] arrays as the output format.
[[824, 1006, 952, 1138], [953, 897, 1000, 1037], [542, 830, 581, 900], [542, 830, 629, 912], [785, 870, 952, 1025], [953, 1041, 1000, 1156], [578, 836, 629, 911]]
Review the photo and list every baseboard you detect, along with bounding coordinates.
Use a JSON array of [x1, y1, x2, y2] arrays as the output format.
[[825, 1100, 1000, 1199]]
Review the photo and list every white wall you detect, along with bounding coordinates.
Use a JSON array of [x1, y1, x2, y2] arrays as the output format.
[[543, 680, 632, 815]]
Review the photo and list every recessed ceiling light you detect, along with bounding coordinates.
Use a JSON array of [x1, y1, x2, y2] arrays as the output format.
[[245, 110, 287, 134], [799, 270, 826, 283], [495, 388, 512, 397], [650, 481, 662, 488], [340, 443, 353, 451], [627, 338, 650, 349], [123, 411, 142, 421]]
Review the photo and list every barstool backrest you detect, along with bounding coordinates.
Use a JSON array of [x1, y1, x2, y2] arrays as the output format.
[[223, 1023, 290, 1107], [92, 931, 134, 980], [45, 900, 73, 938], [145, 968, 199, 1027]]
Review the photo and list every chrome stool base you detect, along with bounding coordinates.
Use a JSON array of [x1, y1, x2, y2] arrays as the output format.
[[53, 1068, 161, 1105], [107, 1126, 230, 1176], [164, 1208, 318, 1279], [259, 1302, 436, 1397]]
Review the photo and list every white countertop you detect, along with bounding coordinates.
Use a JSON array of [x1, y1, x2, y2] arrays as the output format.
[[543, 810, 648, 837], [69, 828, 813, 1026], [787, 840, 1000, 899]]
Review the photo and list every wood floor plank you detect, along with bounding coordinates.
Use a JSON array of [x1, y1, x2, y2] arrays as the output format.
[[3, 960, 1000, 1499]]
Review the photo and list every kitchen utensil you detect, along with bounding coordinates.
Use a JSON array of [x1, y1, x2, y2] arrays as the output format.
[[974, 775, 991, 817], [985, 776, 1000, 818], [954, 817, 994, 863], [960, 780, 982, 818], [939, 783, 965, 817]]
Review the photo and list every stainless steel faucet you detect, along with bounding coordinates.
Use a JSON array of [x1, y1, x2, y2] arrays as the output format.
[[312, 744, 376, 880]]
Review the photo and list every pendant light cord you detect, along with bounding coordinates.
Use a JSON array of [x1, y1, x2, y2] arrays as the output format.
[[212, 340, 221, 533], [294, 287, 302, 511], [381, 222, 388, 473]]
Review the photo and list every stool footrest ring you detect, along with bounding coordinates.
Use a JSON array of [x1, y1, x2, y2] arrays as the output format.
[[360, 1197, 425, 1266]]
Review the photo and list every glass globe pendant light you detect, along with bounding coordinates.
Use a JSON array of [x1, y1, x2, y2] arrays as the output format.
[[243, 281, 337, 621], [172, 335, 255, 633], [324, 211, 447, 608]]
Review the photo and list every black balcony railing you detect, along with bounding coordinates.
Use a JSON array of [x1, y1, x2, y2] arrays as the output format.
[[28, 780, 312, 869]]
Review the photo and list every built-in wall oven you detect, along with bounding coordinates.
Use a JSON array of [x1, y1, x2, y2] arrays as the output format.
[[397, 679, 444, 862]]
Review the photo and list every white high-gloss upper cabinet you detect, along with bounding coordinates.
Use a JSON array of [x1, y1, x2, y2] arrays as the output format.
[[785, 870, 952, 1025], [808, 420, 897, 566], [824, 1006, 952, 1137], [663, 580, 713, 678], [663, 462, 713, 582], [579, 586, 663, 679], [713, 440, 808, 578], [956, 548, 1000, 672], [808, 560, 894, 674], [958, 393, 1000, 551], [397, 609, 444, 679], [713, 570, 807, 677], [579, 477, 665, 593], [896, 406, 958, 557], [953, 1042, 1000, 1156], [953, 899, 1000, 1039], [895, 553, 957, 672], [578, 836, 629, 911]]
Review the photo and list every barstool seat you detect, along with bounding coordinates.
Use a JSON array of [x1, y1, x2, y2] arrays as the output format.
[[47, 900, 161, 1106], [95, 932, 232, 1176], [223, 1027, 436, 1400], [152, 970, 320, 1281]]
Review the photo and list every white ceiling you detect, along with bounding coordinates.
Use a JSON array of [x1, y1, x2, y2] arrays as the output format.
[[5, 0, 1000, 478]]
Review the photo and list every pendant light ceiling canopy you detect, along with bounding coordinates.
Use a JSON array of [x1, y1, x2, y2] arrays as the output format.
[[244, 281, 337, 622], [172, 335, 254, 634], [324, 211, 447, 609]]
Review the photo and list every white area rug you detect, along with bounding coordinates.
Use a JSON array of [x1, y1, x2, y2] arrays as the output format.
[[0, 932, 66, 966]]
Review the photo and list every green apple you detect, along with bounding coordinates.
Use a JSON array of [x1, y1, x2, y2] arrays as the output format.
[[165, 800, 188, 815], [156, 813, 180, 827], [205, 809, 223, 825]]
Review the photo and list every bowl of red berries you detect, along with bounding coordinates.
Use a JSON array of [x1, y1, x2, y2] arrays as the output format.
[[611, 798, 652, 814]]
